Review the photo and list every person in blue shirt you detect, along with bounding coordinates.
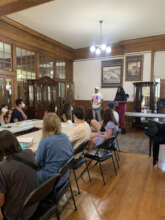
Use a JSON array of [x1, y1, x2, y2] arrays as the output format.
[[35, 113, 73, 187], [11, 98, 27, 123]]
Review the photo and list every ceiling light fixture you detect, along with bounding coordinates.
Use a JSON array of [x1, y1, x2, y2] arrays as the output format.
[[90, 20, 112, 55]]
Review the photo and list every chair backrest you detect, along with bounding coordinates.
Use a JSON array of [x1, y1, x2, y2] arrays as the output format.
[[59, 156, 74, 177], [73, 140, 89, 155], [114, 130, 119, 138], [98, 136, 116, 149], [23, 173, 60, 209], [144, 120, 161, 137]]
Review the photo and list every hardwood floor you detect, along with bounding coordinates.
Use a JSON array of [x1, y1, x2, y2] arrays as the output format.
[[60, 151, 165, 220]]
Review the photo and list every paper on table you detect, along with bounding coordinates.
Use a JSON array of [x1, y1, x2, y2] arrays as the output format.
[[17, 137, 33, 143]]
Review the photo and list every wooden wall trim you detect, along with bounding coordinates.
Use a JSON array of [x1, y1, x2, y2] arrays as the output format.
[[0, 0, 53, 17], [74, 100, 134, 112], [0, 17, 74, 60], [74, 34, 165, 60], [1, 17, 74, 53], [74, 43, 123, 60]]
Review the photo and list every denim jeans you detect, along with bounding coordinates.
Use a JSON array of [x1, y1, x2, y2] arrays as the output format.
[[92, 107, 102, 121]]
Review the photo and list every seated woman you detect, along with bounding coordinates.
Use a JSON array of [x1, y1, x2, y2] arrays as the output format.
[[44, 103, 58, 118], [4, 109, 12, 124], [35, 113, 73, 187], [61, 103, 73, 123], [1, 105, 8, 114], [89, 108, 118, 149], [0, 130, 39, 220], [69, 106, 91, 150], [0, 109, 6, 126]]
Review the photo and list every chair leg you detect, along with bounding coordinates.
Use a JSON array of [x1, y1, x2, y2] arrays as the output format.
[[85, 159, 91, 182], [111, 155, 117, 176], [72, 169, 80, 194], [149, 138, 152, 157], [69, 182, 77, 211], [114, 151, 120, 168], [116, 147, 120, 161], [98, 162, 106, 185], [56, 209, 60, 220], [116, 138, 121, 152]]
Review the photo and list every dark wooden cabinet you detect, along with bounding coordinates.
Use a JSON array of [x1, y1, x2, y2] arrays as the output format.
[[134, 82, 158, 113], [26, 77, 74, 119], [27, 77, 58, 119]]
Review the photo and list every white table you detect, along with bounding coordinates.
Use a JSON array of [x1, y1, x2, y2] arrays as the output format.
[[126, 112, 165, 118], [0, 120, 43, 134], [18, 122, 74, 152]]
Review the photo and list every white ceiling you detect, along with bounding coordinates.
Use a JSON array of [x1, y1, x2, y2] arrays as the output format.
[[7, 0, 165, 49]]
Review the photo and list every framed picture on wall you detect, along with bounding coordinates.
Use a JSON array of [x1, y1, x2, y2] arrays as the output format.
[[101, 59, 123, 88], [125, 55, 143, 81]]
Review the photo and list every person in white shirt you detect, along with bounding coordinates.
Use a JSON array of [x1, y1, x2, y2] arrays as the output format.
[[91, 87, 103, 121], [108, 101, 119, 124], [69, 106, 91, 150], [0, 109, 6, 126]]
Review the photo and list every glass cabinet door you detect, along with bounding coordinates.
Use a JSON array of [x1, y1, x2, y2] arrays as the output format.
[[52, 86, 57, 103], [58, 82, 65, 99], [48, 86, 51, 102], [37, 85, 41, 102], [43, 86, 47, 102]]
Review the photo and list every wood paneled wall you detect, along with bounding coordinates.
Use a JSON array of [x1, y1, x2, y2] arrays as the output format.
[[74, 100, 134, 112], [0, 17, 74, 60], [74, 34, 165, 60]]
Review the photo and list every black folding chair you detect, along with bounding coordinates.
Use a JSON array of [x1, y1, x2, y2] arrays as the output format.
[[71, 140, 91, 194], [114, 131, 121, 154], [51, 156, 77, 219], [99, 136, 120, 168], [144, 120, 161, 157], [85, 138, 117, 185], [22, 174, 60, 220]]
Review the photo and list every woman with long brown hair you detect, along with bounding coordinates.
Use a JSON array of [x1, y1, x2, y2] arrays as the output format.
[[35, 113, 73, 186], [90, 108, 118, 148]]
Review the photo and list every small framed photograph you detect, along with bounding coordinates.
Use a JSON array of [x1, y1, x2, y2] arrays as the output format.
[[125, 55, 143, 81], [101, 59, 123, 88]]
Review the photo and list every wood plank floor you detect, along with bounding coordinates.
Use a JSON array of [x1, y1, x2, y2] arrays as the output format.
[[60, 151, 165, 220]]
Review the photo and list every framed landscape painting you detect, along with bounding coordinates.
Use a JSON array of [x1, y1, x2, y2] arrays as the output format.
[[125, 55, 143, 81], [101, 59, 123, 88]]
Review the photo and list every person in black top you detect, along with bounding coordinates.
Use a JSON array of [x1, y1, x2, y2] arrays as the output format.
[[11, 98, 27, 123], [0, 130, 39, 220], [61, 103, 73, 122], [115, 86, 129, 102]]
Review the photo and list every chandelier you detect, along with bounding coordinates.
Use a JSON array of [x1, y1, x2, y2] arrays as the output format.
[[90, 20, 112, 55]]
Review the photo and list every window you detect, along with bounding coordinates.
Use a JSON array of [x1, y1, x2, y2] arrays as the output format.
[[40, 55, 54, 78], [16, 47, 36, 99], [0, 41, 12, 71], [56, 61, 66, 79]]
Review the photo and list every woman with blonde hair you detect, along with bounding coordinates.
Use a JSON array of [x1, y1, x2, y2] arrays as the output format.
[[35, 113, 73, 186]]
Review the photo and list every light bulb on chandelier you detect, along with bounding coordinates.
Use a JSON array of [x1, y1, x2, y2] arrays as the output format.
[[90, 45, 96, 53], [96, 48, 101, 55], [90, 20, 112, 55]]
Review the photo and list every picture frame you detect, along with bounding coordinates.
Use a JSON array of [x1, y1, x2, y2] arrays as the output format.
[[125, 55, 143, 81], [101, 59, 123, 88]]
